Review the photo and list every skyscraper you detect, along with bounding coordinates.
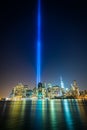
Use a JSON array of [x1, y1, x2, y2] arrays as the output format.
[[60, 76, 65, 88]]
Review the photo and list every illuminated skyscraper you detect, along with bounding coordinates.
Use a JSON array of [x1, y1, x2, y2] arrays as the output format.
[[60, 76, 65, 88]]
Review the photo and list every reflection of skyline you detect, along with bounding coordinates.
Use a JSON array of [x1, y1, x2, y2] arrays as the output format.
[[0, 100, 87, 129], [63, 99, 74, 130]]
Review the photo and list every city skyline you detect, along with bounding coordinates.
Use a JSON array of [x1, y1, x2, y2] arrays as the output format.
[[0, 0, 87, 97]]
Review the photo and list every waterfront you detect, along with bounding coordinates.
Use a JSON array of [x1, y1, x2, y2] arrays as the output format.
[[0, 99, 87, 130]]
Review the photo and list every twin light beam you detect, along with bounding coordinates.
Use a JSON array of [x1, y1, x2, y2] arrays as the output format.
[[37, 0, 41, 86]]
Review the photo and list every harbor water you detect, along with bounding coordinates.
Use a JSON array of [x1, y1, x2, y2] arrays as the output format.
[[0, 99, 87, 130]]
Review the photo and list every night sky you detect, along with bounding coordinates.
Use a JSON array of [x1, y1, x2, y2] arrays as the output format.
[[0, 0, 87, 97]]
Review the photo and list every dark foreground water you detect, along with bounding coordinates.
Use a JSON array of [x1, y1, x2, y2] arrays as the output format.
[[0, 99, 87, 130]]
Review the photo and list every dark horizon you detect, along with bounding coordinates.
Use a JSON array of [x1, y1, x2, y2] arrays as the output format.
[[0, 0, 87, 97]]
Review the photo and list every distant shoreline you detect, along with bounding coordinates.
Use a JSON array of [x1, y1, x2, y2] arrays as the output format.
[[0, 98, 87, 102]]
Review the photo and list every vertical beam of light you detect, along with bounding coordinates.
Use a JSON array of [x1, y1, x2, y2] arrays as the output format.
[[37, 0, 41, 86]]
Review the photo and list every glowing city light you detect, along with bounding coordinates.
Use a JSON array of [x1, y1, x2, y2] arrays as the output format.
[[37, 0, 41, 86], [60, 76, 65, 88]]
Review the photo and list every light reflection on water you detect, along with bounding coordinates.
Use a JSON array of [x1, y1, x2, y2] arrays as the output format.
[[0, 99, 87, 130], [62, 99, 74, 130]]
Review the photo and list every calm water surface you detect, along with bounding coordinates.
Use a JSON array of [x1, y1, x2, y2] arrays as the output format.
[[0, 99, 87, 130]]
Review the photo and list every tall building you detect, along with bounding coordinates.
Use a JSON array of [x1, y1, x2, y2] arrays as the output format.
[[38, 82, 43, 98], [9, 83, 33, 99], [10, 83, 25, 99], [69, 80, 80, 98], [60, 76, 65, 88]]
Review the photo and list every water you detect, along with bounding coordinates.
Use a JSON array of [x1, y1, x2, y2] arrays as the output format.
[[0, 99, 87, 130]]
